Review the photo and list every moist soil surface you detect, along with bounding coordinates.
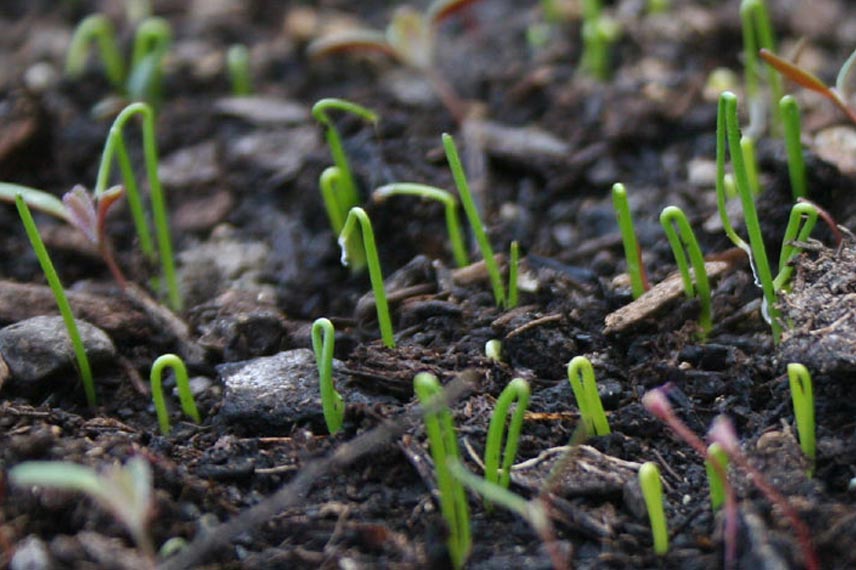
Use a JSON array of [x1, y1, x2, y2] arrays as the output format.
[[3, 1, 856, 568]]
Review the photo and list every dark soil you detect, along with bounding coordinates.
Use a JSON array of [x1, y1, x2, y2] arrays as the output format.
[[3, 0, 856, 568]]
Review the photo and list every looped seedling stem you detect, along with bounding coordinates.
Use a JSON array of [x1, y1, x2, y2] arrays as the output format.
[[312, 318, 345, 434], [484, 378, 530, 494], [566, 356, 610, 436], [150, 353, 201, 435]]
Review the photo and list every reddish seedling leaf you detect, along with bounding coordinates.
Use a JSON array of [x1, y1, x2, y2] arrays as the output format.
[[96, 185, 125, 244], [759, 48, 829, 94], [306, 31, 397, 60], [62, 185, 98, 243], [427, 0, 483, 25]]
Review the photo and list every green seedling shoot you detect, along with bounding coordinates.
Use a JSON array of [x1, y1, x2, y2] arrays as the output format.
[[226, 44, 252, 96], [9, 457, 155, 558], [66, 14, 172, 104], [484, 378, 530, 494], [580, 0, 622, 81], [312, 318, 344, 435], [740, 0, 783, 135], [787, 363, 815, 475], [507, 240, 520, 309], [705, 442, 729, 510], [414, 372, 471, 569], [611, 183, 648, 298], [716, 91, 781, 342], [339, 207, 395, 348], [660, 206, 712, 337], [485, 339, 503, 361], [442, 133, 506, 308], [780, 95, 807, 199], [740, 135, 761, 196], [566, 356, 610, 436], [150, 353, 201, 436], [16, 194, 96, 408], [95, 102, 181, 310], [773, 202, 818, 291], [639, 461, 669, 555], [372, 183, 468, 267]]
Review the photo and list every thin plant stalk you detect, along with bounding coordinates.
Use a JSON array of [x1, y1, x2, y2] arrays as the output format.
[[150, 353, 201, 436], [413, 373, 471, 570], [787, 363, 815, 475], [773, 202, 818, 291], [15, 194, 96, 408], [611, 183, 648, 298], [312, 318, 345, 435], [780, 95, 807, 199], [507, 241, 519, 309], [740, 0, 783, 134], [320, 167, 347, 235], [66, 14, 125, 89], [339, 207, 395, 348], [740, 136, 761, 196], [126, 16, 171, 103], [226, 44, 252, 96], [372, 183, 468, 267], [660, 206, 712, 337], [442, 133, 506, 307], [0, 183, 71, 222], [484, 378, 530, 492], [639, 462, 668, 555], [94, 102, 181, 310], [566, 356, 610, 436]]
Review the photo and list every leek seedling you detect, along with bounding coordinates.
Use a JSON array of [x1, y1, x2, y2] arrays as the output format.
[[372, 183, 468, 267], [740, 0, 783, 136], [773, 202, 818, 291], [414, 372, 471, 570], [611, 183, 648, 299], [659, 206, 712, 337], [442, 133, 506, 308], [16, 194, 97, 408], [639, 462, 668, 555], [740, 135, 761, 196], [312, 318, 344, 435], [787, 363, 815, 475], [507, 240, 520, 309], [339, 207, 395, 348], [150, 353, 201, 436], [705, 442, 729, 510], [226, 44, 252, 96], [566, 356, 610, 436], [780, 95, 807, 199], [716, 91, 781, 342], [580, 0, 622, 81], [8, 457, 155, 558], [484, 378, 530, 493], [94, 102, 180, 310], [126, 17, 171, 104], [66, 14, 125, 89]]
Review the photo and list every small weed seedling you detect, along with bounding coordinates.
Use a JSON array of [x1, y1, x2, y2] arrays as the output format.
[[773, 201, 818, 291], [372, 183, 468, 267], [660, 206, 712, 337], [95, 102, 180, 310], [442, 133, 506, 308], [484, 378, 530, 493], [9, 457, 155, 558], [740, 0, 783, 135], [414, 372, 471, 569], [638, 462, 668, 556], [780, 95, 807, 199], [150, 353, 201, 436], [566, 356, 610, 436], [580, 0, 622, 81], [705, 442, 729, 510], [312, 318, 345, 435], [339, 207, 395, 348], [16, 194, 96, 408], [611, 183, 648, 299], [66, 14, 172, 104], [787, 363, 815, 475], [226, 44, 252, 96], [716, 91, 781, 342]]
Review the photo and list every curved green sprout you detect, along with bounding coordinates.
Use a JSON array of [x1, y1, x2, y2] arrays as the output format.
[[566, 356, 610, 436], [127, 17, 171, 104], [780, 95, 807, 200], [787, 363, 815, 475], [611, 183, 647, 298], [705, 442, 729, 510], [773, 202, 818, 291], [660, 206, 712, 337], [95, 102, 180, 310], [740, 0, 783, 135], [227, 44, 252, 96], [312, 318, 344, 435], [373, 183, 468, 268], [16, 194, 96, 408], [639, 461, 669, 555], [716, 91, 781, 342], [150, 353, 201, 436], [66, 14, 125, 89], [442, 133, 506, 308], [414, 372, 471, 570], [320, 166, 348, 235], [484, 378, 530, 494], [339, 207, 395, 348]]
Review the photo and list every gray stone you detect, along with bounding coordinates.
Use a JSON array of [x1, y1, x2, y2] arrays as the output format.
[[0, 316, 115, 384], [11, 536, 54, 570], [217, 349, 382, 432]]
